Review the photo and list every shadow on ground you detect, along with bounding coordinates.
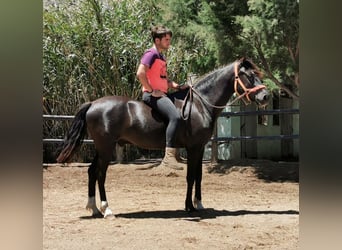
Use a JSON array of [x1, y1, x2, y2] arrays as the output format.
[[79, 208, 298, 221], [114, 208, 299, 221]]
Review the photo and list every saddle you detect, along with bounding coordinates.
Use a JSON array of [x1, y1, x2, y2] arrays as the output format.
[[147, 88, 193, 123]]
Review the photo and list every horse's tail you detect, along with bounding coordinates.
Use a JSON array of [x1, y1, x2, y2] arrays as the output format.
[[56, 102, 92, 163]]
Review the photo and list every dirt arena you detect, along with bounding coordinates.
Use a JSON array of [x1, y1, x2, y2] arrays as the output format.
[[43, 159, 299, 250]]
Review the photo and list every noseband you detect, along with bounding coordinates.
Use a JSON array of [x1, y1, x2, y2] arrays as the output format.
[[234, 61, 266, 105]]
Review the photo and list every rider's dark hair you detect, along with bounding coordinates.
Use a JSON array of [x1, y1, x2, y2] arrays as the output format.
[[151, 25, 172, 42]]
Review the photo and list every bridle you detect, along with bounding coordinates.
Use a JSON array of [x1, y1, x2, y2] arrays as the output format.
[[181, 61, 267, 119], [233, 61, 266, 105]]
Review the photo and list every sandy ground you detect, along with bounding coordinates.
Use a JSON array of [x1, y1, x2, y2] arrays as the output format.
[[43, 159, 299, 250]]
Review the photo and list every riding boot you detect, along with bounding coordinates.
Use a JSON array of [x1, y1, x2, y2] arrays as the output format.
[[159, 147, 184, 170]]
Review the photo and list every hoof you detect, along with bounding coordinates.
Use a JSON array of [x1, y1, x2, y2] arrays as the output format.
[[92, 212, 104, 218], [104, 214, 115, 219], [103, 208, 114, 219], [86, 197, 102, 217], [194, 198, 205, 210], [100, 201, 114, 219], [185, 203, 197, 212], [187, 208, 197, 213], [86, 205, 102, 218]]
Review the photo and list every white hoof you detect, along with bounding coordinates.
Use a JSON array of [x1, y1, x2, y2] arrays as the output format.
[[100, 201, 114, 219], [194, 198, 205, 210], [103, 207, 114, 218]]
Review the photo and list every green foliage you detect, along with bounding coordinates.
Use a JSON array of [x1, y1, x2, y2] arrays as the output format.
[[204, 0, 250, 63], [43, 0, 227, 113], [43, 0, 299, 162], [43, 0, 160, 116], [160, 0, 219, 79], [235, 0, 299, 95], [43, 0, 160, 161], [44, 0, 299, 111]]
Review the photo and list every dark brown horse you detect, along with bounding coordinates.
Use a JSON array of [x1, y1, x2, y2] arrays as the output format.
[[56, 57, 270, 218]]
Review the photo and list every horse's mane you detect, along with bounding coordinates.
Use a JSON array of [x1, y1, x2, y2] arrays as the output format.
[[191, 64, 232, 87], [191, 58, 263, 88]]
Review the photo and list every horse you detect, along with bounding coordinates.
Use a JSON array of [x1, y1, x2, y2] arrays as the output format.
[[56, 57, 270, 218]]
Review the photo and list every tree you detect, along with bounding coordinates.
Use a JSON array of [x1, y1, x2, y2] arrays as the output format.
[[43, 0, 162, 161], [204, 0, 250, 64], [160, 0, 220, 79], [235, 0, 299, 99]]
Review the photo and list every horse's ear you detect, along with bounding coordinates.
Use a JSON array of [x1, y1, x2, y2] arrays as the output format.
[[238, 57, 253, 67], [240, 57, 256, 69], [241, 58, 264, 78]]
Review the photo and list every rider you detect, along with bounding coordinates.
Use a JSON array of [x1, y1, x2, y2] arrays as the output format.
[[136, 25, 189, 170]]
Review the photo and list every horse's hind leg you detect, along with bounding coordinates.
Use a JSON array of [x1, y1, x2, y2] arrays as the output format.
[[86, 150, 113, 218], [97, 161, 112, 218], [86, 153, 102, 217], [95, 146, 114, 218]]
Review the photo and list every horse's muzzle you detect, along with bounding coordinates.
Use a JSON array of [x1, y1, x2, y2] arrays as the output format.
[[255, 89, 270, 106]]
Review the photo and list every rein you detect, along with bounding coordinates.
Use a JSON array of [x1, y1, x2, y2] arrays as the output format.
[[181, 61, 266, 119], [180, 86, 193, 120]]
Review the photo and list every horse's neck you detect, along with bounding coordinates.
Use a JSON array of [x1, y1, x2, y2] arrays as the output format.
[[196, 68, 235, 119]]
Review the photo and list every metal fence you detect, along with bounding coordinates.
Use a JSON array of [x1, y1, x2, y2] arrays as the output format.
[[43, 109, 300, 143], [43, 109, 299, 162]]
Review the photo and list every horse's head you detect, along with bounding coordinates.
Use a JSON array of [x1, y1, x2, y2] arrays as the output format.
[[234, 58, 270, 107]]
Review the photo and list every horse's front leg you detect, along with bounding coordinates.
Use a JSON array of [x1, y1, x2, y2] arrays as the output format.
[[194, 162, 205, 210], [185, 147, 202, 212], [86, 154, 102, 217], [185, 168, 195, 212], [194, 147, 205, 210]]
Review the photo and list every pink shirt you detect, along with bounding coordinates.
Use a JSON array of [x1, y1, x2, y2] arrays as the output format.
[[140, 48, 168, 93]]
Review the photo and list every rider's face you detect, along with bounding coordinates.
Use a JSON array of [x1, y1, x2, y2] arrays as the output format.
[[156, 34, 172, 51]]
